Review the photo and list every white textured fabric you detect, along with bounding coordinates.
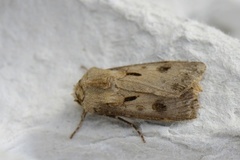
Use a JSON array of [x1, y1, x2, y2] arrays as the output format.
[[1, 0, 240, 160]]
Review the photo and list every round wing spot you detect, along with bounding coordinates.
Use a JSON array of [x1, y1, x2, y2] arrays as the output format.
[[158, 64, 171, 73], [152, 100, 167, 112], [136, 105, 145, 111]]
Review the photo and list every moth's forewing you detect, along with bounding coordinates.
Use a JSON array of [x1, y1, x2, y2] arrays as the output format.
[[110, 61, 206, 97], [94, 88, 199, 121]]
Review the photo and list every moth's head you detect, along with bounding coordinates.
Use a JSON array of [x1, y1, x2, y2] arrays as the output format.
[[73, 80, 84, 106]]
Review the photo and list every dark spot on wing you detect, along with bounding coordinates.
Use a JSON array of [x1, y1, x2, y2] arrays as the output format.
[[152, 100, 167, 112], [171, 83, 186, 92], [126, 72, 142, 76], [181, 73, 191, 83], [136, 105, 145, 111], [158, 64, 171, 73], [124, 96, 138, 102]]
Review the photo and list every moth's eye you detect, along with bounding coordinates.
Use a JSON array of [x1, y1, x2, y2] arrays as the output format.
[[126, 72, 142, 76], [124, 96, 138, 102], [74, 85, 84, 105]]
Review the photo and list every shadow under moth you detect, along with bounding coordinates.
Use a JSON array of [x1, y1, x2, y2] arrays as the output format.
[[70, 61, 206, 143]]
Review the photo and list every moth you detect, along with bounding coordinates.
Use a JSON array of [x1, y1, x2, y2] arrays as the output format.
[[70, 61, 206, 143]]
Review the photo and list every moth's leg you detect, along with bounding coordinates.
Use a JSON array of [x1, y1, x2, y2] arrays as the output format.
[[108, 115, 146, 143], [70, 109, 87, 139]]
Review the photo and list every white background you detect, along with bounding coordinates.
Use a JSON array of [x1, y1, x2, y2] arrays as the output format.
[[1, 0, 240, 160]]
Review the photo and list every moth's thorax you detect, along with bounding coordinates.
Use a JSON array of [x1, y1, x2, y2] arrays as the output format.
[[74, 67, 126, 112]]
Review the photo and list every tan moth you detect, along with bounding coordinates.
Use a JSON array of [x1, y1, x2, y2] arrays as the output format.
[[70, 61, 206, 143]]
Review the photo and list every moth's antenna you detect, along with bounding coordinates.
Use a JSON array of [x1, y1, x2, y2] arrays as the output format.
[[80, 65, 88, 71], [70, 109, 87, 139]]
